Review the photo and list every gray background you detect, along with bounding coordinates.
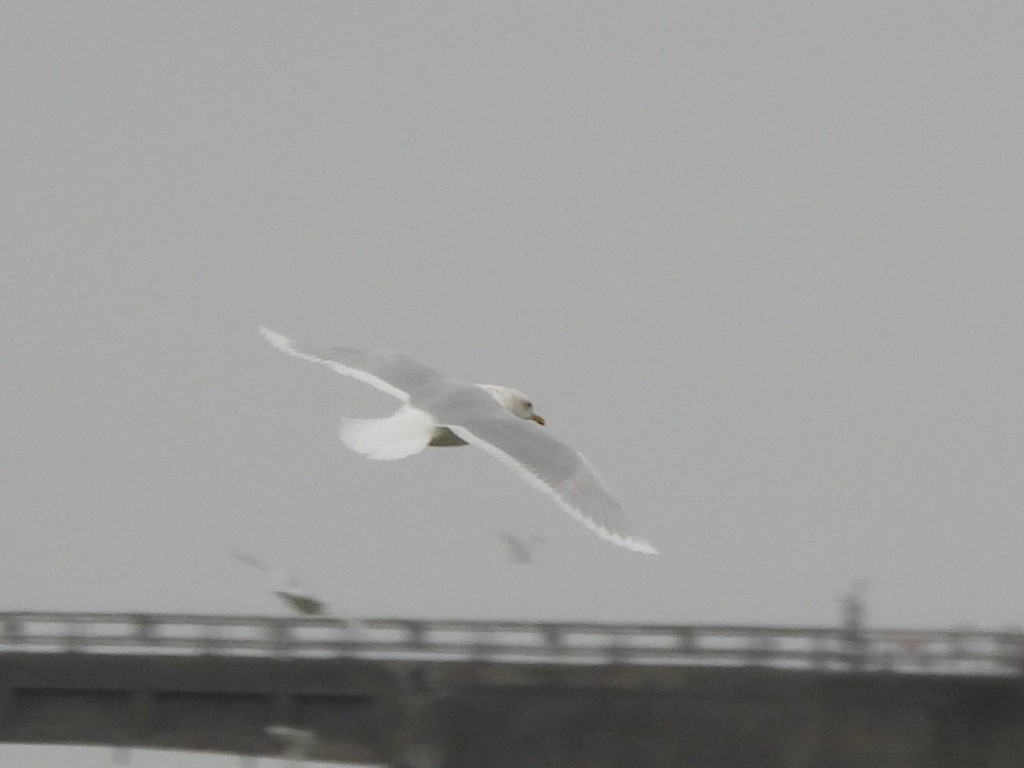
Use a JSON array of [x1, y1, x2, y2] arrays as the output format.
[[2, 3, 1022, 765]]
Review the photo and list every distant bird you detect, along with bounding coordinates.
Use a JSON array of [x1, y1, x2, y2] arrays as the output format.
[[499, 531, 545, 564], [259, 327, 657, 554], [266, 724, 317, 762], [229, 549, 325, 616]]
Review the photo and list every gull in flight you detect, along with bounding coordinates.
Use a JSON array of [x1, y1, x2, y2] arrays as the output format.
[[259, 327, 657, 554], [229, 548, 326, 616]]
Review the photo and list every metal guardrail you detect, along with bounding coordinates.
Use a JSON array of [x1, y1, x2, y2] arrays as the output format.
[[1, 612, 1022, 676]]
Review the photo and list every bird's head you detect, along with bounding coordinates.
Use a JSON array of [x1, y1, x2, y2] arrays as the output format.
[[478, 384, 546, 425]]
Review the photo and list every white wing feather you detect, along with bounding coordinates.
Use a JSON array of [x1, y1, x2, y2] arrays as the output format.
[[259, 326, 410, 401]]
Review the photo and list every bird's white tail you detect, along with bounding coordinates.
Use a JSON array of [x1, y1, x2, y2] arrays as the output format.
[[338, 405, 435, 460]]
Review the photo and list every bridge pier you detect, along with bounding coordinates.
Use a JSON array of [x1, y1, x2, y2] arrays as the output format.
[[0, 653, 392, 764], [402, 665, 1024, 768]]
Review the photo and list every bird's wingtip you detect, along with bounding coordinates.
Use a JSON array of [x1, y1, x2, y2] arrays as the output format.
[[623, 537, 658, 555], [594, 525, 658, 555], [259, 326, 293, 351]]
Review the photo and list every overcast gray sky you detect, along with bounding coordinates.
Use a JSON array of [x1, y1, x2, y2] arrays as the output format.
[[3, 3, 1023, 765]]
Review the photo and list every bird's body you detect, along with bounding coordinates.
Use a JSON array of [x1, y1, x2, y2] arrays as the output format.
[[428, 427, 469, 447], [274, 589, 324, 617], [259, 327, 656, 554]]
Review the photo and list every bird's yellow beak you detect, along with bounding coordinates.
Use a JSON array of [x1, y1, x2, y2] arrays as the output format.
[[531, 413, 546, 426]]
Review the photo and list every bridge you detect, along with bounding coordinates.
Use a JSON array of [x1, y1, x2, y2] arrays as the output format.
[[2, 612, 1023, 767]]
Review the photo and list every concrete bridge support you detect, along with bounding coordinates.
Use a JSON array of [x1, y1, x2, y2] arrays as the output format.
[[415, 664, 1024, 768], [3, 654, 1023, 767]]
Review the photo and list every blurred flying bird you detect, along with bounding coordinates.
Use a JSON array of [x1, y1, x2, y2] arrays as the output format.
[[229, 549, 325, 616], [266, 724, 317, 763]]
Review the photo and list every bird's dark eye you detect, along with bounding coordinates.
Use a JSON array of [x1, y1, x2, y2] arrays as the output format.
[[525, 401, 532, 409]]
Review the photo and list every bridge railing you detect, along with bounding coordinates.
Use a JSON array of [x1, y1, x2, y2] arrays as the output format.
[[0, 612, 1021, 676]]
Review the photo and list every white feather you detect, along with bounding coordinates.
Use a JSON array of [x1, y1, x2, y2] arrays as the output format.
[[259, 326, 410, 401], [338, 404, 436, 460], [450, 426, 658, 554]]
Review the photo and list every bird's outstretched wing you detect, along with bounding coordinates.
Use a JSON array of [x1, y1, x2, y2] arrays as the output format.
[[450, 417, 657, 554], [500, 531, 535, 563], [260, 327, 449, 402], [229, 548, 270, 572]]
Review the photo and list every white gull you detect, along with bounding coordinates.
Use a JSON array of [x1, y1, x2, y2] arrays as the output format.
[[259, 327, 657, 554]]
